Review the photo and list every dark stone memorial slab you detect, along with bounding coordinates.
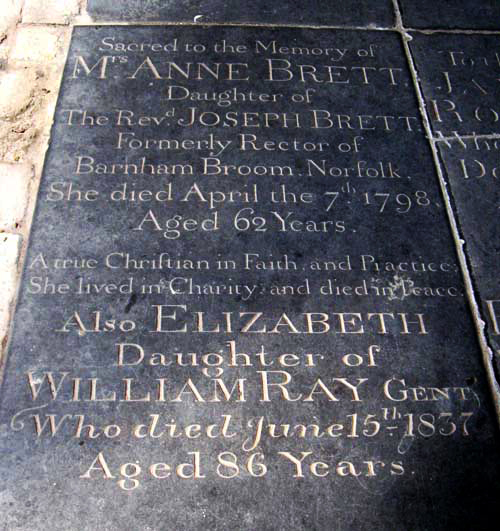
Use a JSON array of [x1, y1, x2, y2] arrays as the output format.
[[409, 34, 500, 137], [437, 145, 500, 366], [87, 0, 395, 27], [409, 33, 500, 373], [400, 0, 500, 30], [1, 25, 499, 529]]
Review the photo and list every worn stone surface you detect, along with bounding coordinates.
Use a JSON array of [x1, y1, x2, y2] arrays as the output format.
[[0, 66, 59, 164], [9, 25, 70, 65], [409, 33, 500, 372], [0, 69, 37, 119], [86, 0, 395, 26], [22, 0, 81, 25], [400, 0, 500, 30], [0, 233, 21, 355], [0, 25, 499, 530], [0, 0, 23, 66], [0, 0, 23, 39], [0, 162, 32, 231], [0, 3, 76, 370]]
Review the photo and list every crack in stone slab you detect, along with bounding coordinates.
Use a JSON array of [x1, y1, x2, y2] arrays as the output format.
[[392, 0, 500, 423], [74, 20, 397, 30]]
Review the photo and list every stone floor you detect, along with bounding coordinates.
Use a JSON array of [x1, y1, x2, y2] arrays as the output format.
[[0, 3, 498, 527], [0, 0, 81, 354], [1, 0, 498, 386]]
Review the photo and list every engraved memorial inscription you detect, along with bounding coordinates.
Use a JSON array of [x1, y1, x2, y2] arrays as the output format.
[[0, 26, 499, 530]]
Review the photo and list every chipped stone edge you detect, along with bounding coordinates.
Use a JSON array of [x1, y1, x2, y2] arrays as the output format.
[[392, 0, 500, 424]]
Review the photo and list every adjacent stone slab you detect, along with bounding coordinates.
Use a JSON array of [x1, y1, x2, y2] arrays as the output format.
[[0, 162, 32, 230], [0, 0, 23, 39], [410, 33, 500, 369], [9, 25, 69, 65], [400, 0, 500, 30], [87, 0, 395, 26], [437, 142, 500, 361], [0, 25, 499, 529], [0, 233, 21, 354], [22, 0, 80, 24], [409, 33, 500, 137]]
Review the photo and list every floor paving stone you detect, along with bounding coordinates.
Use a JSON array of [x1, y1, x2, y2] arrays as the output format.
[[0, 24, 499, 529], [400, 0, 500, 30], [87, 0, 395, 27], [410, 32, 500, 371]]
